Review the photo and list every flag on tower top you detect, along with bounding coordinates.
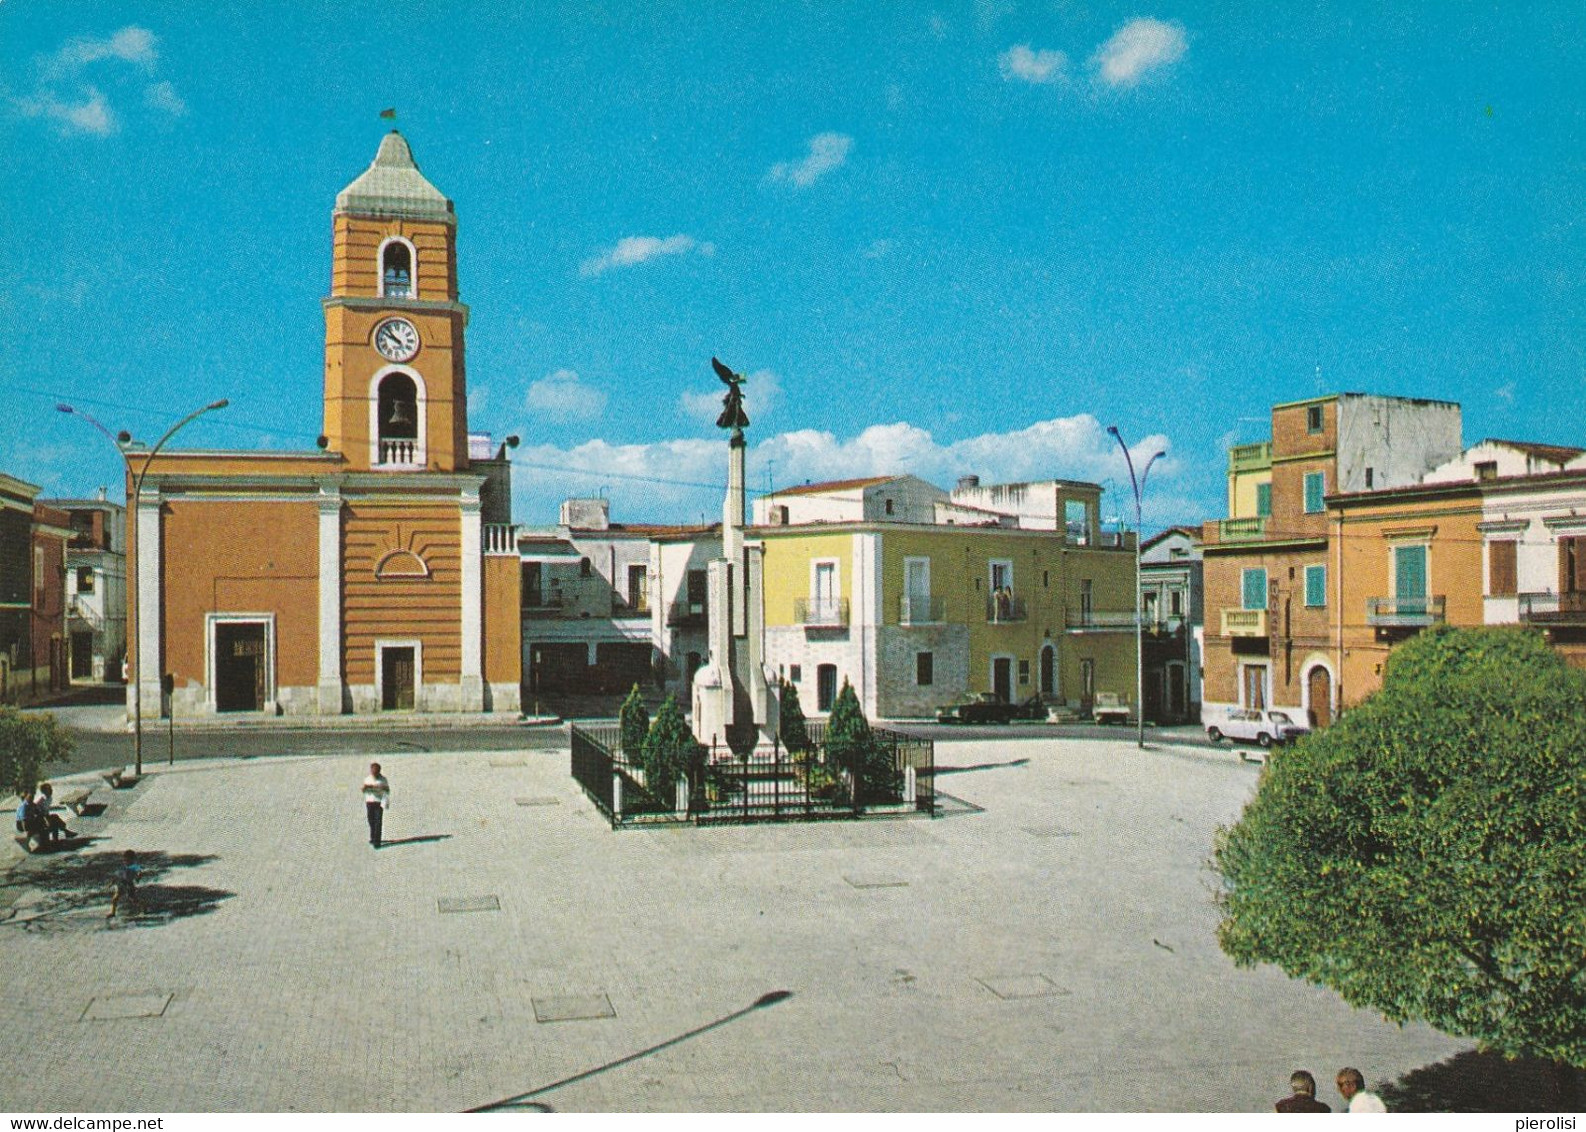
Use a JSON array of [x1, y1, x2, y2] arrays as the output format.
[[379, 107, 396, 120]]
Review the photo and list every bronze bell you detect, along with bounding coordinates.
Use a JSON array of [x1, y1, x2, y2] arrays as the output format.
[[387, 400, 413, 427]]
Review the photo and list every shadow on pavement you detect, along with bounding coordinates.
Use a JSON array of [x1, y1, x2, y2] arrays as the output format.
[[4, 848, 231, 928], [1381, 1049, 1586, 1112], [935, 757, 1031, 776], [376, 834, 452, 848]]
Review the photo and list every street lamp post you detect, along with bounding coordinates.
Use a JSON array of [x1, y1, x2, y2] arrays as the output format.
[[1107, 426, 1165, 750], [58, 399, 229, 777]]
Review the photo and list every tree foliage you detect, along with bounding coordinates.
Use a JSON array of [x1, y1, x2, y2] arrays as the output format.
[[640, 694, 703, 802], [1214, 626, 1586, 1067], [778, 679, 812, 756], [824, 679, 897, 804], [618, 684, 650, 759], [0, 706, 73, 798]]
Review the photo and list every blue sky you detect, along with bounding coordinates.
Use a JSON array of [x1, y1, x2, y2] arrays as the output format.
[[4, 3, 1582, 529]]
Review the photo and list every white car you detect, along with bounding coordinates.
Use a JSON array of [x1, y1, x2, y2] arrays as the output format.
[[1206, 709, 1309, 749]]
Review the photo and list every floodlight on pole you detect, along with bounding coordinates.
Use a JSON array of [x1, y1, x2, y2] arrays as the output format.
[[58, 398, 229, 776]]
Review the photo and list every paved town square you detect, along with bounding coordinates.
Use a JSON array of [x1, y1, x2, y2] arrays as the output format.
[[1, 736, 1466, 1112]]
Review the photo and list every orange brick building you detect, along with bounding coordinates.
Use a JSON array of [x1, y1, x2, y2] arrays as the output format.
[[129, 132, 520, 718]]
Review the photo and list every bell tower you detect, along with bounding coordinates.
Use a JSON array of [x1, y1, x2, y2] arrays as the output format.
[[323, 131, 469, 472]]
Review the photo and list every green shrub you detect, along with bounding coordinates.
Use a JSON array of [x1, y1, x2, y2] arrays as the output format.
[[0, 706, 72, 798], [641, 694, 704, 804], [778, 678, 812, 756], [618, 684, 649, 759], [824, 679, 897, 804]]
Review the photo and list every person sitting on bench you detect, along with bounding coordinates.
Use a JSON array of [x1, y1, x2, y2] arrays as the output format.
[[32, 783, 76, 842]]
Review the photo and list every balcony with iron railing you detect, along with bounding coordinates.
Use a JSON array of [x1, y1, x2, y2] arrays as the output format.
[[666, 599, 708, 628], [986, 593, 1027, 624], [1366, 595, 1446, 628], [1066, 608, 1137, 631], [1516, 591, 1586, 626], [899, 594, 945, 624], [795, 597, 850, 627], [1221, 608, 1269, 637]]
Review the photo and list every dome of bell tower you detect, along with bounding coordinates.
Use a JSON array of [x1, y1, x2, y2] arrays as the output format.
[[335, 130, 454, 224]]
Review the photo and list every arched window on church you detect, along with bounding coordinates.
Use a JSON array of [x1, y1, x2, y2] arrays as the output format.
[[377, 372, 419, 465], [381, 240, 413, 298]]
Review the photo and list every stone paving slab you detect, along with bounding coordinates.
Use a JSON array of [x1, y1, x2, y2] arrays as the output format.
[[0, 739, 1469, 1112]]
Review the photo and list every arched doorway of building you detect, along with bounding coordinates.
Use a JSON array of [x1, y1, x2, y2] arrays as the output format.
[[1040, 644, 1057, 698], [1306, 664, 1333, 728]]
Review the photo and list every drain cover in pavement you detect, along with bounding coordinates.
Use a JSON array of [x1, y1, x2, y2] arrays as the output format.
[[514, 796, 560, 807], [976, 974, 1069, 1000], [489, 757, 528, 768], [81, 992, 173, 1021], [1023, 826, 1076, 838], [844, 874, 909, 889], [533, 994, 615, 1023], [438, 895, 500, 914]]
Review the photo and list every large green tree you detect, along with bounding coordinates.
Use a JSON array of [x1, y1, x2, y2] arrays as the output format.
[[0, 706, 73, 798], [640, 694, 703, 806], [1215, 626, 1586, 1069]]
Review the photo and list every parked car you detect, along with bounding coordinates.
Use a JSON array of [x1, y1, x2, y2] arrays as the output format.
[[935, 693, 1051, 724], [1090, 691, 1131, 725], [1205, 708, 1309, 749]]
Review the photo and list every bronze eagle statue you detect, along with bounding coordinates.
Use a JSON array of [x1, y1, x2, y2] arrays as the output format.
[[711, 356, 750, 431]]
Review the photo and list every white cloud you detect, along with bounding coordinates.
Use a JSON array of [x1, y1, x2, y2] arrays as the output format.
[[509, 412, 1180, 526], [767, 132, 853, 189], [525, 369, 607, 423], [144, 80, 186, 116], [680, 369, 782, 425], [999, 44, 1068, 85], [17, 87, 117, 136], [579, 234, 711, 277], [43, 26, 158, 80], [1090, 18, 1187, 88]]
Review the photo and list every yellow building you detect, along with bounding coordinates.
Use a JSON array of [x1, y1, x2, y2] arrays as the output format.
[[753, 476, 1137, 719], [128, 132, 521, 717]]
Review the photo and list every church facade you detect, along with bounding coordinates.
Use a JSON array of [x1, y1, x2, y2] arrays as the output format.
[[129, 132, 521, 718]]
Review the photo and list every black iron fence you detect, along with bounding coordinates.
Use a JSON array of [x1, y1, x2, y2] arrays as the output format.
[[568, 720, 934, 828]]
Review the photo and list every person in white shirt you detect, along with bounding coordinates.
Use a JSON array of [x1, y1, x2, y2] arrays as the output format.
[[362, 763, 391, 848], [1337, 1067, 1388, 1112]]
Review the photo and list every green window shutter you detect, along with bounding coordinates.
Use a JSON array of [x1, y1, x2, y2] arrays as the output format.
[[1395, 545, 1427, 613], [1304, 472, 1325, 514], [1242, 568, 1268, 611], [1305, 564, 1326, 607], [1255, 483, 1272, 517]]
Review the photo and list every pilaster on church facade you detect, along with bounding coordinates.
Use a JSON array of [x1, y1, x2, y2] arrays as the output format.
[[123, 131, 520, 720]]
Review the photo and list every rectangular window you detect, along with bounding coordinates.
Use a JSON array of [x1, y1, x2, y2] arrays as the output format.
[[1255, 483, 1272, 517], [1304, 564, 1327, 608], [1306, 405, 1323, 433], [1476, 461, 1498, 482], [1561, 537, 1585, 595], [903, 557, 931, 623], [816, 664, 838, 712], [916, 652, 933, 686], [1170, 589, 1183, 616], [1018, 659, 1030, 685], [626, 563, 648, 611], [1365, 467, 1374, 489], [1242, 568, 1268, 611], [789, 664, 802, 685], [1080, 578, 1094, 620], [76, 566, 94, 594], [1394, 544, 1428, 613], [1304, 471, 1326, 514], [1488, 540, 1517, 597], [1064, 500, 1089, 544]]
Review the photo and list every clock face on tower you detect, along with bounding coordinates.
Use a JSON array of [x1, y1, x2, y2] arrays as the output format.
[[372, 317, 420, 363]]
